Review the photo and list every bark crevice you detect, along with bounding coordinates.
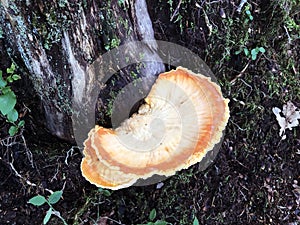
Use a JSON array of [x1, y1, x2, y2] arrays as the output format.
[[0, 0, 164, 143]]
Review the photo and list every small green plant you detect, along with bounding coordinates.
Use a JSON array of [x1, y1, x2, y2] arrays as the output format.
[[117, 0, 126, 7], [138, 209, 169, 225], [245, 9, 253, 21], [98, 187, 112, 197], [249, 47, 266, 60], [235, 46, 266, 60], [104, 37, 121, 50], [193, 215, 199, 225], [0, 63, 25, 136], [28, 190, 68, 225], [242, 4, 254, 22]]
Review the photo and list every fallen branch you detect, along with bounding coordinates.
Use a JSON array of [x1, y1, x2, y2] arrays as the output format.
[[7, 158, 53, 194]]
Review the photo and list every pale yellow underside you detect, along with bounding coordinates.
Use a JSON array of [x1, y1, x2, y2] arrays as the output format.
[[81, 66, 230, 189]]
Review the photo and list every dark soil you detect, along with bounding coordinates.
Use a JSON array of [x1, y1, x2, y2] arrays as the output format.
[[1, 0, 300, 225]]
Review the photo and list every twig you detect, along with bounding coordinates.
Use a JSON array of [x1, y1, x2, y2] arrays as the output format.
[[230, 61, 250, 84], [21, 134, 34, 168], [50, 162, 60, 182], [6, 155, 66, 195], [170, 0, 182, 22], [240, 78, 253, 98], [205, 0, 222, 4], [283, 25, 292, 44], [0, 135, 18, 147], [1, 147, 53, 194], [203, 10, 213, 36], [102, 217, 125, 225], [230, 120, 246, 131], [237, 0, 248, 13], [7, 159, 53, 194], [51, 210, 68, 225], [64, 146, 81, 165], [0, 132, 34, 168]]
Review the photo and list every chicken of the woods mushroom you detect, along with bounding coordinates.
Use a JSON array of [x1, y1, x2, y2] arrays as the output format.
[[81, 67, 230, 190]]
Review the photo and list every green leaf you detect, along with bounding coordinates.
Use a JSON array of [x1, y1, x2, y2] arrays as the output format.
[[251, 53, 257, 60], [0, 79, 6, 88], [0, 91, 16, 115], [103, 190, 111, 197], [149, 209, 157, 221], [1, 86, 12, 94], [154, 221, 167, 225], [258, 47, 266, 53], [98, 187, 111, 197], [234, 49, 242, 55], [12, 74, 21, 80], [243, 48, 249, 56], [28, 195, 47, 206], [0, 71, 7, 88], [18, 120, 25, 127], [43, 208, 52, 224], [9, 125, 18, 136], [251, 48, 258, 60], [7, 76, 13, 83], [48, 190, 63, 205], [44, 43, 49, 49], [193, 216, 199, 225], [7, 108, 18, 122], [6, 63, 16, 74]]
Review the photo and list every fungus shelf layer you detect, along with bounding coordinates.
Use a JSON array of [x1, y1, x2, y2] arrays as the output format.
[[81, 67, 230, 190]]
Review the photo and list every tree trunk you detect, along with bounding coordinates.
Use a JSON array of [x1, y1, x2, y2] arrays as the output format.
[[0, 0, 165, 143]]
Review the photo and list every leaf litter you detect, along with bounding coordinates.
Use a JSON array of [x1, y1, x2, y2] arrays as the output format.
[[272, 101, 300, 140]]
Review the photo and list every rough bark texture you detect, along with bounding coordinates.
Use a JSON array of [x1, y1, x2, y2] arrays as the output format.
[[0, 0, 164, 143]]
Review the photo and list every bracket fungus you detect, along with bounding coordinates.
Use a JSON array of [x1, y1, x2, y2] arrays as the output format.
[[81, 67, 230, 190]]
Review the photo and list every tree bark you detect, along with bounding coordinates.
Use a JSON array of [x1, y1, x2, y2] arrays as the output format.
[[0, 0, 164, 143]]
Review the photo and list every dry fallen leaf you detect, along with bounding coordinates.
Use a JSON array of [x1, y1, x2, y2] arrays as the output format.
[[272, 101, 300, 140]]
